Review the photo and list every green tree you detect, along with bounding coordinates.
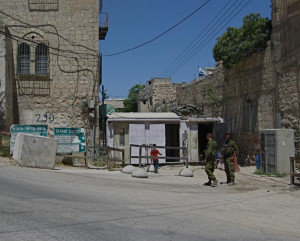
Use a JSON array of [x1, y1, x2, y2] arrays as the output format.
[[213, 13, 272, 68], [123, 84, 145, 112]]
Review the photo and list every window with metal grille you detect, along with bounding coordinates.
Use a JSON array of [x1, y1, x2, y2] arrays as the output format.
[[17, 43, 30, 75], [35, 43, 49, 75], [28, 0, 59, 12]]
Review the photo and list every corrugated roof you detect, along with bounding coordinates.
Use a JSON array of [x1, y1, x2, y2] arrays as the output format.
[[107, 112, 180, 120]]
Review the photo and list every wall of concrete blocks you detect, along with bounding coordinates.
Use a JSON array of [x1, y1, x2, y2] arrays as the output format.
[[0, 0, 100, 139]]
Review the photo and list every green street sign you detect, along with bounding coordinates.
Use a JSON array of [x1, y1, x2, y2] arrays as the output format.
[[54, 128, 86, 154], [10, 125, 48, 154]]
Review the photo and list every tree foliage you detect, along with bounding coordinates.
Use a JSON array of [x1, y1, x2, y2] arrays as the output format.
[[123, 84, 145, 112], [213, 13, 272, 68]]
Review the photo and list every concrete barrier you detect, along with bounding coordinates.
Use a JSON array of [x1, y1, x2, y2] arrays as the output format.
[[179, 167, 194, 177], [122, 165, 136, 174], [131, 168, 148, 178], [13, 133, 58, 169]]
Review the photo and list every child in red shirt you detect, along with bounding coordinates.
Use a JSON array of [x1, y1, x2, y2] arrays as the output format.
[[150, 144, 162, 173]]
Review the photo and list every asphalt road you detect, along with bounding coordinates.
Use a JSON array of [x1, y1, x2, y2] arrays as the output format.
[[0, 162, 299, 241]]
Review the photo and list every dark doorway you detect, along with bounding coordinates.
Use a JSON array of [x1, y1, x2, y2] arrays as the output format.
[[198, 123, 214, 163], [165, 124, 180, 162]]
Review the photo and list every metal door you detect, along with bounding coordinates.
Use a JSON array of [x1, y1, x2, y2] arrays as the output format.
[[260, 133, 276, 172]]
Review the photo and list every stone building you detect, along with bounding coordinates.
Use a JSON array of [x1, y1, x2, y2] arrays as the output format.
[[138, 78, 178, 112], [104, 99, 125, 112], [0, 0, 108, 142]]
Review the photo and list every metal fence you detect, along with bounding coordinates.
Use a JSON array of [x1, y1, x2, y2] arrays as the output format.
[[87, 145, 125, 170], [130, 144, 188, 168], [290, 157, 300, 185]]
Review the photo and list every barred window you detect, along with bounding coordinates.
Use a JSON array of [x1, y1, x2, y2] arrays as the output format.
[[35, 43, 49, 75], [17, 43, 30, 75], [28, 0, 59, 12]]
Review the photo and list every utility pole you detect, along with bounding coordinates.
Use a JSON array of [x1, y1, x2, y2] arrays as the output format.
[[100, 85, 108, 146]]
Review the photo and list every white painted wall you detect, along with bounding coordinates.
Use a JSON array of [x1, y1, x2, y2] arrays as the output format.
[[129, 123, 166, 165], [107, 124, 114, 148], [180, 121, 188, 162], [188, 123, 199, 162]]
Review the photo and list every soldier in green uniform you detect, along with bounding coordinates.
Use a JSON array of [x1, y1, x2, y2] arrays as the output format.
[[204, 133, 218, 187], [221, 133, 239, 185]]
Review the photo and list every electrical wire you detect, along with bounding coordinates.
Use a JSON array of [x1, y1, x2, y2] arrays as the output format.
[[0, 9, 98, 56], [159, 0, 252, 78], [158, 0, 238, 77], [166, 0, 252, 77], [103, 0, 212, 57], [0, 30, 97, 60], [0, 22, 98, 107]]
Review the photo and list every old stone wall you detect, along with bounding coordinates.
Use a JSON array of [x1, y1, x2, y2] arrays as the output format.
[[148, 45, 277, 163], [176, 64, 224, 118], [223, 44, 276, 162], [173, 45, 276, 162], [0, 0, 99, 136], [139, 78, 177, 112], [272, 0, 300, 155]]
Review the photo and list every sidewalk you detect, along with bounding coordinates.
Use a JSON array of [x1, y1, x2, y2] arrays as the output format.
[[1, 156, 297, 190]]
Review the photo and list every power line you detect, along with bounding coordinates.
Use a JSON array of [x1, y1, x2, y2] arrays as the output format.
[[7, 25, 99, 58], [103, 0, 212, 57], [160, 0, 252, 78], [159, 0, 249, 77], [167, 0, 252, 77], [162, 0, 247, 77], [0, 9, 98, 56], [158, 0, 238, 77], [0, 30, 97, 60]]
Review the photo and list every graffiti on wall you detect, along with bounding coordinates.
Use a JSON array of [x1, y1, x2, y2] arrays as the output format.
[[35, 113, 55, 123]]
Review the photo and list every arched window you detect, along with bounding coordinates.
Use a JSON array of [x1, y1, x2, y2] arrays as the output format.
[[35, 43, 49, 75], [17, 43, 30, 75]]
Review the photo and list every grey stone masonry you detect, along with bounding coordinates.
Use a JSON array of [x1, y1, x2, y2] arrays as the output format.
[[272, 0, 300, 156], [0, 0, 100, 137], [139, 78, 177, 112]]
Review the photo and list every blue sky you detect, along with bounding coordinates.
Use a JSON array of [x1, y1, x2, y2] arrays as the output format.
[[100, 0, 271, 99]]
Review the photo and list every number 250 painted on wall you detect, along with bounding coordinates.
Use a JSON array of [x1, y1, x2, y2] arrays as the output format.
[[35, 113, 55, 123]]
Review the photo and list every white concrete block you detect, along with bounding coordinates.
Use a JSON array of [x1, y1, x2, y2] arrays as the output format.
[[13, 133, 58, 169]]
